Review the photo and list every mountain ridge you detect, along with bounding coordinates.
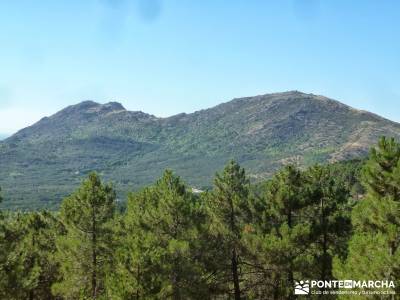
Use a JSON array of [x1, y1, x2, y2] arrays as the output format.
[[1, 91, 400, 209], [6, 91, 393, 141]]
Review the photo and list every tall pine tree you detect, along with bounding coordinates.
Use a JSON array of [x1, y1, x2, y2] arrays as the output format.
[[334, 137, 400, 298], [245, 165, 312, 299], [109, 170, 207, 299], [53, 172, 116, 299], [207, 160, 250, 300], [305, 166, 352, 288]]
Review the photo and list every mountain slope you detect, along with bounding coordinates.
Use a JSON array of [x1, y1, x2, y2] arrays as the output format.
[[1, 91, 400, 209]]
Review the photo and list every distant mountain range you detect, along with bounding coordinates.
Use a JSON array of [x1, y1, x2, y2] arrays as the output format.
[[1, 91, 400, 209]]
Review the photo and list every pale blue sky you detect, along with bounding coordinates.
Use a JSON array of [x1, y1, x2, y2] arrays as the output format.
[[1, 0, 400, 135]]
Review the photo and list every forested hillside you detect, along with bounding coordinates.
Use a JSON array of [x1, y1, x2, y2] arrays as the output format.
[[1, 91, 400, 209], [1, 137, 398, 299]]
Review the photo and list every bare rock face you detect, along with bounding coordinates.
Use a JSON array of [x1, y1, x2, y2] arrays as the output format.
[[1, 91, 400, 209]]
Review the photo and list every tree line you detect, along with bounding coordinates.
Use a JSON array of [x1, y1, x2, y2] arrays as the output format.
[[0, 137, 399, 299]]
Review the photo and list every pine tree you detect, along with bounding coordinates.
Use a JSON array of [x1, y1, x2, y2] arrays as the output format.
[[0, 211, 61, 300], [207, 160, 250, 300], [334, 137, 400, 298], [268, 165, 310, 296], [305, 166, 352, 285], [109, 170, 207, 299], [52, 172, 116, 300], [245, 165, 312, 299]]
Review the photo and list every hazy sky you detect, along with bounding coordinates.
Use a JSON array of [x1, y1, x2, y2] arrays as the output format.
[[1, 0, 400, 135]]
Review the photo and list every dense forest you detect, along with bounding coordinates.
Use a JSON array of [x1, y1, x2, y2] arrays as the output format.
[[0, 137, 399, 299]]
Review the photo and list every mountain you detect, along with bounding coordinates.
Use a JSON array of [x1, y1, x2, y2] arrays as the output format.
[[1, 91, 400, 209]]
